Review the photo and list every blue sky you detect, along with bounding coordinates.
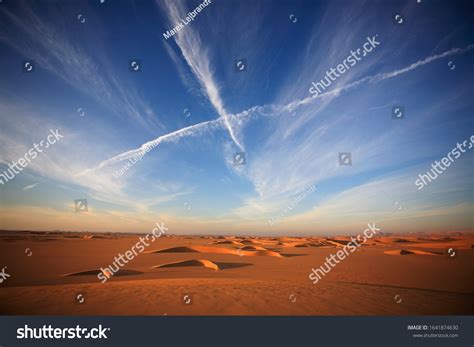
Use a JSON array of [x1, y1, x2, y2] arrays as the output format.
[[0, 0, 472, 235]]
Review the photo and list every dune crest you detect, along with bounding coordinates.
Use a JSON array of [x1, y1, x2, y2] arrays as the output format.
[[249, 250, 283, 257], [153, 259, 219, 271]]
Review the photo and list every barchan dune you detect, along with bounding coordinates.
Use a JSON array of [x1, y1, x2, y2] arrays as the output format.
[[153, 259, 219, 271]]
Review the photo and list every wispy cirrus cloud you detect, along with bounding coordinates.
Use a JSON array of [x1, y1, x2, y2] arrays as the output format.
[[275, 160, 474, 234], [0, 99, 188, 214], [0, 1, 164, 133], [82, 31, 472, 229], [158, 0, 244, 150], [84, 43, 473, 174], [2, 0, 472, 235]]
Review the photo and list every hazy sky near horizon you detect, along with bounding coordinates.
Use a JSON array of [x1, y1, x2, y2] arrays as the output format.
[[0, 0, 473, 235]]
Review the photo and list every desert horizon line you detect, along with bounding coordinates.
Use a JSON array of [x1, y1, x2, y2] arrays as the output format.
[[1, 228, 472, 238]]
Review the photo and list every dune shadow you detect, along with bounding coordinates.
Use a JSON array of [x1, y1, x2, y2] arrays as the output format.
[[281, 253, 307, 257], [393, 239, 413, 243], [332, 280, 474, 296], [151, 246, 200, 253], [212, 240, 241, 245], [326, 238, 351, 245], [153, 260, 253, 271], [62, 269, 143, 277], [385, 249, 443, 256], [104, 269, 144, 276], [214, 262, 253, 270]]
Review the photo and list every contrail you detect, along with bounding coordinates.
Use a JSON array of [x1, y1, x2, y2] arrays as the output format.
[[287, 43, 474, 111], [77, 117, 225, 176], [80, 44, 474, 175], [159, 0, 244, 151], [22, 182, 40, 191]]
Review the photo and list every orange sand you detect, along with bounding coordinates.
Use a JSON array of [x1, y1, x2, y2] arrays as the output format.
[[0, 230, 473, 315]]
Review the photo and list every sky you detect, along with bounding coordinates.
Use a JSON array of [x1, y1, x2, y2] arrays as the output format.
[[0, 0, 473, 235]]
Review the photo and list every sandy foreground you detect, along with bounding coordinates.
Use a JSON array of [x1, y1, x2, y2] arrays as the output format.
[[0, 230, 473, 315]]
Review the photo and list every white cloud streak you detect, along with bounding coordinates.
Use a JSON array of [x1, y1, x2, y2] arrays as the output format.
[[0, 2, 164, 133], [85, 44, 474, 173], [158, 0, 244, 150], [289, 44, 474, 112], [22, 182, 40, 191]]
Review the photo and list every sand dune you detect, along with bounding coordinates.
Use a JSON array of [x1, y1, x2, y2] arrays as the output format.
[[147, 245, 235, 255], [152, 259, 253, 271], [248, 250, 283, 257], [239, 245, 267, 251], [293, 242, 328, 248], [153, 259, 219, 271], [307, 242, 328, 247], [146, 245, 284, 257], [212, 240, 242, 245], [239, 239, 260, 244], [384, 249, 444, 256], [393, 238, 415, 243], [417, 237, 456, 242], [62, 269, 143, 277], [1, 231, 473, 315], [325, 239, 350, 247]]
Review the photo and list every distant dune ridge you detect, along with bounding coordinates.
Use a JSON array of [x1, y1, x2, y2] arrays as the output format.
[[0, 230, 473, 315]]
